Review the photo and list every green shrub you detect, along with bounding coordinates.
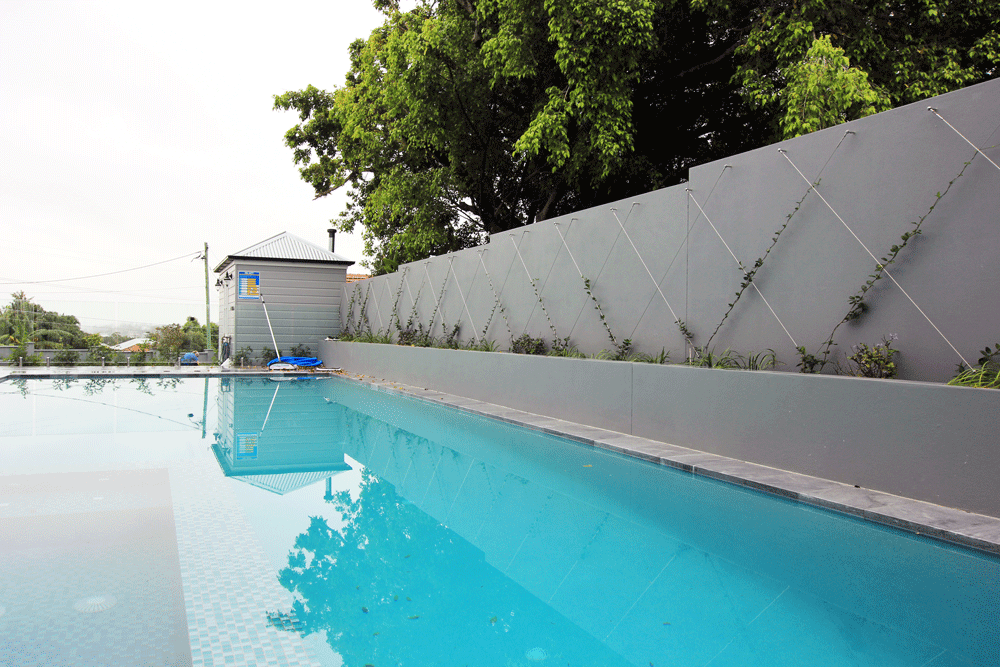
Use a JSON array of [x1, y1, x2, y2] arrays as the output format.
[[737, 349, 779, 370], [511, 334, 546, 355], [684, 347, 740, 369], [948, 342, 1000, 389], [233, 346, 254, 366], [842, 335, 898, 378], [52, 349, 80, 366], [6, 343, 42, 366]]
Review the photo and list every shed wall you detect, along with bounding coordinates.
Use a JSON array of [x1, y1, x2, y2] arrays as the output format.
[[221, 260, 346, 361]]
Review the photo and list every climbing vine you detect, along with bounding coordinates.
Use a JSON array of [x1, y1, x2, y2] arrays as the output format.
[[799, 154, 978, 372], [342, 287, 359, 338], [582, 276, 633, 360], [479, 256, 513, 345], [390, 268, 408, 333], [525, 274, 568, 352], [704, 182, 816, 350]]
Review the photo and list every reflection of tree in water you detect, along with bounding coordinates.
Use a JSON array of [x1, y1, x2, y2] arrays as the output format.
[[155, 377, 183, 391], [279, 467, 628, 667], [279, 467, 491, 666], [83, 377, 119, 396], [129, 378, 154, 395]]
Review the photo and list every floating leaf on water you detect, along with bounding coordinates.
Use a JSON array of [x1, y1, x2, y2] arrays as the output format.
[[663, 622, 671, 625], [362, 607, 369, 613], [490, 616, 498, 624], [406, 597, 412, 601], [408, 615, 419, 620], [393, 595, 399, 601]]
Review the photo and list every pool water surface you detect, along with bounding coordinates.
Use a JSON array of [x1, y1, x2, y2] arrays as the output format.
[[0, 376, 997, 667]]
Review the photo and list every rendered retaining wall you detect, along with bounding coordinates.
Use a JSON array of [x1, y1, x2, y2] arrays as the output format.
[[320, 339, 1000, 519], [343, 80, 1000, 383]]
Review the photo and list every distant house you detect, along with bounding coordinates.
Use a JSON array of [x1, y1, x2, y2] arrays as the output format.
[[110, 338, 152, 352], [215, 230, 353, 361]]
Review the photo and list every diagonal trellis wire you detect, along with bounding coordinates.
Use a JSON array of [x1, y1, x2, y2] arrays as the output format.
[[929, 107, 1000, 173], [368, 278, 386, 331], [686, 189, 797, 347], [477, 249, 511, 340], [509, 232, 551, 337], [402, 264, 426, 328], [563, 202, 638, 339], [629, 165, 732, 343], [552, 219, 621, 344], [391, 267, 409, 330], [551, 220, 593, 341], [403, 266, 419, 309], [611, 206, 681, 324], [424, 261, 449, 333], [779, 148, 971, 369], [509, 230, 567, 336], [448, 256, 480, 344]]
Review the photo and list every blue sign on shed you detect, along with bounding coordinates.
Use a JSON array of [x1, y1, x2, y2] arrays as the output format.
[[237, 272, 260, 300]]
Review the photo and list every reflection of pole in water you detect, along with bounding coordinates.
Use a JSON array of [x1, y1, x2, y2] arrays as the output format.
[[324, 477, 333, 502], [201, 377, 208, 439], [260, 383, 280, 432]]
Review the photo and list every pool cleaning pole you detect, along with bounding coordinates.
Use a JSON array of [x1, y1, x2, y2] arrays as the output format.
[[259, 288, 282, 360]]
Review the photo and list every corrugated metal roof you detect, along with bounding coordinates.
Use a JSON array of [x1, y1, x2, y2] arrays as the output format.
[[110, 337, 152, 351], [215, 232, 352, 271], [234, 470, 349, 495], [236, 231, 351, 262]]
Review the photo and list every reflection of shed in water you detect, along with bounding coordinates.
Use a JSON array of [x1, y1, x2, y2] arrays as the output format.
[[212, 378, 351, 494]]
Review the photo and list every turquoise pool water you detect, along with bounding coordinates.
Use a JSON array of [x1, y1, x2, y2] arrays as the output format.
[[0, 376, 997, 667]]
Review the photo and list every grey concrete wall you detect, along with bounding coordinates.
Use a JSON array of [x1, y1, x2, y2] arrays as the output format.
[[343, 80, 1000, 382], [319, 339, 1000, 518], [222, 260, 345, 360]]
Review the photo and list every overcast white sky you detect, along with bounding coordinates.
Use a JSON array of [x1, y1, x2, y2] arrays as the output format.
[[1, 1, 388, 333]]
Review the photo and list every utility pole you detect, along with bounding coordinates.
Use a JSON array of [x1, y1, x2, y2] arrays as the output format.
[[203, 242, 211, 360]]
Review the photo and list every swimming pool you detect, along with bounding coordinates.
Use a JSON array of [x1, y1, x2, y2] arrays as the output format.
[[1, 376, 997, 666]]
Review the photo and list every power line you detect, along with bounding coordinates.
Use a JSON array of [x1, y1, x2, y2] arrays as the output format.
[[0, 251, 200, 286]]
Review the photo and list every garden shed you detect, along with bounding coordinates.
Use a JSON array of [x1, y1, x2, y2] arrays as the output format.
[[215, 230, 353, 363]]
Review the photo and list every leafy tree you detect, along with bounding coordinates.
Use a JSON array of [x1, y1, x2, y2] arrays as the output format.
[[276, 0, 999, 272], [776, 34, 890, 137], [150, 324, 184, 361], [0, 292, 90, 349], [730, 0, 1000, 138], [83, 334, 118, 365], [102, 332, 130, 346], [150, 317, 217, 361]]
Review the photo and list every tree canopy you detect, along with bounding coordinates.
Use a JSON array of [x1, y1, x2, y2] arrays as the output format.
[[276, 0, 999, 274], [0, 292, 90, 349], [149, 317, 217, 360]]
